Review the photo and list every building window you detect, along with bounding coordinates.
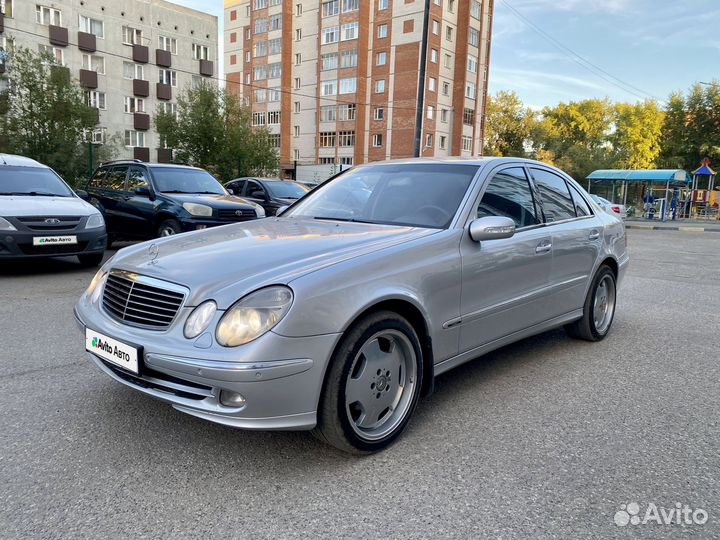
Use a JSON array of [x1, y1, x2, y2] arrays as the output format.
[[229, 9, 237, 21], [339, 103, 356, 120], [158, 35, 177, 54], [340, 50, 358, 68], [159, 69, 178, 87], [192, 44, 210, 61], [253, 65, 267, 80], [432, 20, 439, 35], [378, 0, 389, 9], [122, 26, 143, 46], [430, 49, 438, 63], [342, 0, 359, 12], [229, 54, 237, 65], [425, 133, 433, 148], [123, 62, 144, 80], [84, 127, 107, 144], [372, 134, 383, 147], [124, 130, 145, 147], [468, 54, 478, 73], [295, 53, 302, 65], [462, 136, 472, 151], [254, 17, 267, 34], [294, 77, 301, 89], [469, 28, 480, 47], [1, 0, 14, 18], [39, 44, 64, 65], [269, 134, 281, 148], [294, 101, 301, 113], [338, 131, 355, 147], [322, 52, 338, 70], [322, 0, 339, 17], [442, 81, 450, 95], [296, 29, 302, 41], [342, 22, 359, 41], [378, 24, 388, 39], [428, 77, 436, 92], [268, 62, 282, 79], [375, 79, 386, 93], [294, 149, 300, 160], [158, 102, 178, 119], [294, 125, 300, 137], [36, 5, 61, 26], [320, 132, 336, 147], [254, 89, 267, 103], [440, 109, 448, 123], [79, 15, 104, 38], [252, 112, 266, 126], [374, 107, 384, 121], [339, 77, 357, 94], [340, 157, 353, 165], [81, 54, 105, 74], [320, 105, 337, 122], [427, 105, 434, 120], [444, 54, 452, 68], [446, 26, 453, 41], [268, 38, 282, 54], [322, 26, 339, 44], [269, 14, 282, 31], [321, 80, 337, 96], [296, 4, 303, 16], [439, 135, 447, 149], [376, 52, 387, 66], [463, 108, 475, 125], [471, 0, 481, 19], [86, 90, 106, 109], [229, 32, 237, 44], [124, 96, 145, 113], [465, 82, 477, 99], [253, 0, 268, 9], [319, 157, 335, 165]]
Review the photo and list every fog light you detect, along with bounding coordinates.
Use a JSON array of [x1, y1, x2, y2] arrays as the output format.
[[219, 390, 246, 408]]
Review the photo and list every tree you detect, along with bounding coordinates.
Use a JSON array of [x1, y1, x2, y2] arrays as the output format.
[[155, 82, 279, 181], [0, 47, 107, 184], [612, 100, 664, 170], [483, 91, 536, 157]]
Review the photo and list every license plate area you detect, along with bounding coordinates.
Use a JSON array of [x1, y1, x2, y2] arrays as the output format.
[[33, 235, 78, 246], [85, 328, 142, 375]]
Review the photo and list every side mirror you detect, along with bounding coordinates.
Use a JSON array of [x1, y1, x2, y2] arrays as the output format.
[[469, 216, 516, 242], [76, 189, 90, 201], [251, 190, 266, 200], [227, 188, 235, 195], [276, 205, 289, 216], [135, 185, 151, 197]]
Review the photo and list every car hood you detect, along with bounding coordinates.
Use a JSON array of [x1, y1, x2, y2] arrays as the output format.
[[162, 193, 256, 209], [0, 195, 97, 217], [110, 218, 437, 307]]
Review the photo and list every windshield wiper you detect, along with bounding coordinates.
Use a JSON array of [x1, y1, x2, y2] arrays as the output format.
[[160, 190, 193, 194], [313, 216, 376, 224], [0, 191, 63, 197]]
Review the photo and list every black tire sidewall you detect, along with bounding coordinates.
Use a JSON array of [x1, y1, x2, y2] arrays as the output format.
[[157, 219, 181, 237], [335, 315, 423, 453]]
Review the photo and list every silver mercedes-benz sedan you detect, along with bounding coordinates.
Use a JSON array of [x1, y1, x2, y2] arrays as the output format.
[[74, 158, 628, 453]]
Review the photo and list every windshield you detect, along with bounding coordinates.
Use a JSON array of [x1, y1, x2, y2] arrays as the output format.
[[284, 163, 479, 229], [152, 168, 226, 195], [0, 166, 74, 197], [266, 181, 310, 199]]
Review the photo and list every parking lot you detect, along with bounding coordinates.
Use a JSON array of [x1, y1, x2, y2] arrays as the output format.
[[1, 229, 718, 539]]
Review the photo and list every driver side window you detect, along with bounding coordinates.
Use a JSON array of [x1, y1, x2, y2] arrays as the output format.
[[477, 167, 540, 228]]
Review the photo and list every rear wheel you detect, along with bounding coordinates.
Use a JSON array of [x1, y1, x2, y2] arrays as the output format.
[[157, 219, 181, 238], [313, 311, 423, 454], [77, 253, 104, 267], [565, 265, 617, 341]]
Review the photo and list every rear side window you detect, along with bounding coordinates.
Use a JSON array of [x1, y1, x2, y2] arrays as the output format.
[[530, 168, 576, 222], [89, 168, 110, 189], [477, 167, 540, 228], [107, 166, 129, 191], [568, 183, 592, 217]]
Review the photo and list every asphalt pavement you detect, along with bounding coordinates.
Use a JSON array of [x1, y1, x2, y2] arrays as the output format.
[[1, 229, 718, 539]]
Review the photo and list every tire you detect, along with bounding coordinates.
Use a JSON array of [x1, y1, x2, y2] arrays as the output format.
[[312, 310, 424, 454], [157, 219, 181, 238], [565, 265, 617, 341], [77, 253, 104, 267]]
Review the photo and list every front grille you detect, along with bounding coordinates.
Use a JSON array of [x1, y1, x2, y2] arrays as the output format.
[[16, 216, 82, 231], [19, 241, 88, 255], [102, 272, 186, 329], [218, 208, 257, 221]]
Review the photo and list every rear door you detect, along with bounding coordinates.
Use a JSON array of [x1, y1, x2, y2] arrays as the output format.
[[529, 167, 602, 318], [117, 166, 156, 238], [459, 166, 554, 351], [243, 179, 271, 213], [87, 166, 127, 233]]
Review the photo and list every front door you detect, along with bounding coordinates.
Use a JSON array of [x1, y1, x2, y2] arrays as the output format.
[[118, 166, 156, 238], [459, 166, 553, 352]]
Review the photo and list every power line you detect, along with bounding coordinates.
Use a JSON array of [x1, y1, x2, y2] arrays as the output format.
[[498, 0, 658, 102]]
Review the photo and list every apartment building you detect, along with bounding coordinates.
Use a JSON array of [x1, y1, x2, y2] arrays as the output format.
[[224, 0, 493, 176], [0, 0, 217, 162]]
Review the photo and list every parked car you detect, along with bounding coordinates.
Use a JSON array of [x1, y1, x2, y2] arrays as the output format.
[[75, 158, 628, 453], [591, 195, 627, 219], [224, 177, 311, 216], [0, 154, 107, 266], [84, 161, 265, 243]]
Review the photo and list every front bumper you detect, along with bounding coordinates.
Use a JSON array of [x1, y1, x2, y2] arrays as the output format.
[[0, 228, 106, 259], [74, 302, 340, 431]]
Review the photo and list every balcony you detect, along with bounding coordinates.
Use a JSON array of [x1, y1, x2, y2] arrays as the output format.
[[156, 49, 171, 68], [157, 148, 173, 163], [199, 59, 213, 77], [156, 82, 172, 101], [77, 31, 96, 52], [133, 112, 150, 131], [133, 147, 150, 162], [133, 79, 149, 97], [132, 44, 149, 64], [49, 25, 69, 47], [79, 69, 98, 89]]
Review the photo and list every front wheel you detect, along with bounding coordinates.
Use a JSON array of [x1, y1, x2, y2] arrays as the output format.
[[157, 219, 181, 238], [313, 311, 424, 454], [565, 265, 617, 341]]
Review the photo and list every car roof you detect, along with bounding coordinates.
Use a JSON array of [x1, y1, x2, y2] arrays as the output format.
[[0, 154, 49, 168], [97, 160, 203, 171], [355, 157, 545, 167]]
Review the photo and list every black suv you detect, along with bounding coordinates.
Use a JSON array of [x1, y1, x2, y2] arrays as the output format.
[[224, 178, 310, 216], [84, 161, 264, 242]]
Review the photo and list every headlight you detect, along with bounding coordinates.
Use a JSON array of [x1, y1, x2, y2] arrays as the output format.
[[216, 286, 293, 347], [184, 300, 217, 339], [255, 205, 266, 218], [0, 217, 17, 231], [86, 269, 108, 303], [182, 203, 213, 217], [85, 213, 105, 229]]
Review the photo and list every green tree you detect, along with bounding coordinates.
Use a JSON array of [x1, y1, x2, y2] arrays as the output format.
[[483, 91, 536, 157], [0, 47, 105, 184], [155, 81, 278, 181], [612, 100, 664, 170]]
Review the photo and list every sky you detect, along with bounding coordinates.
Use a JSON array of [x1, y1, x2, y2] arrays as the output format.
[[171, 0, 719, 109]]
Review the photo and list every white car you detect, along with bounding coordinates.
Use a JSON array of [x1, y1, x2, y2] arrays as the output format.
[[591, 195, 627, 219]]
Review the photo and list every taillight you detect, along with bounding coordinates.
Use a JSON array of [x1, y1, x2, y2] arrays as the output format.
[[612, 207, 621, 213]]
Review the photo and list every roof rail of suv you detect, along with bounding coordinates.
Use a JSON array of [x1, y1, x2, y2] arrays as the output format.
[[98, 159, 144, 167]]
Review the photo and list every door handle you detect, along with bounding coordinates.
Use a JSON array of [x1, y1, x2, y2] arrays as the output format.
[[535, 242, 552, 254], [588, 230, 600, 241]]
